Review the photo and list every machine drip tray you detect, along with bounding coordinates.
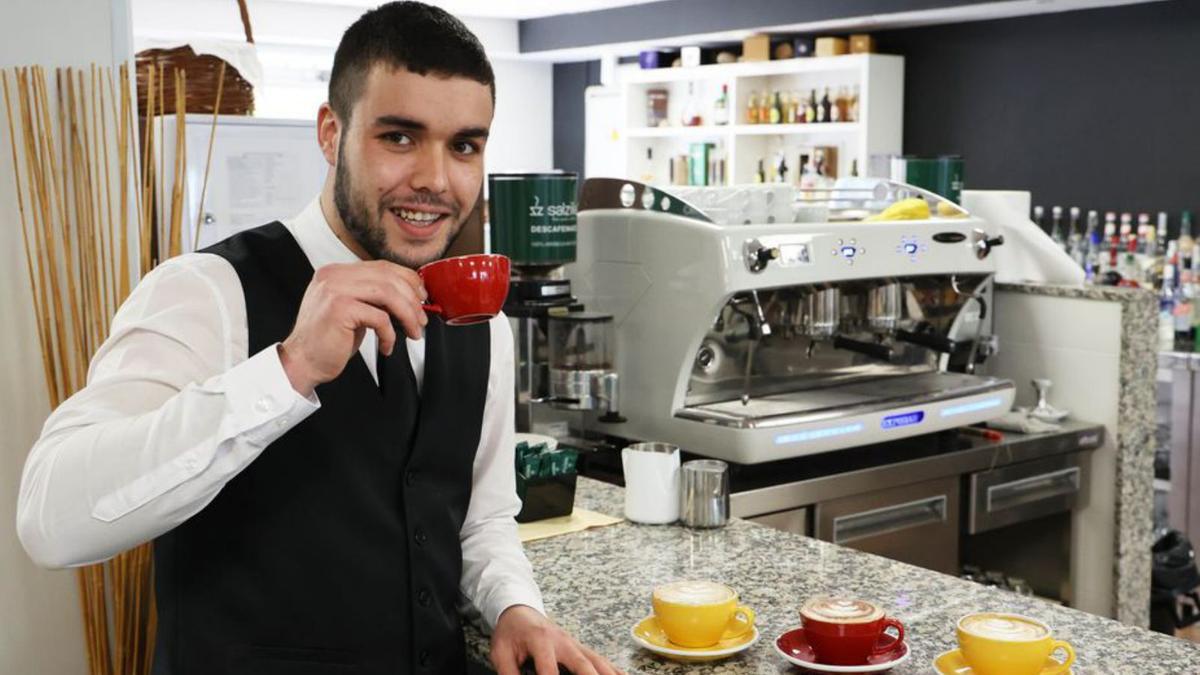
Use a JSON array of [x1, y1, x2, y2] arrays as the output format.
[[679, 372, 1011, 429]]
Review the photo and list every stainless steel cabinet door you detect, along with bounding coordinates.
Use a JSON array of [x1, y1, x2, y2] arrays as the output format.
[[815, 476, 960, 574]]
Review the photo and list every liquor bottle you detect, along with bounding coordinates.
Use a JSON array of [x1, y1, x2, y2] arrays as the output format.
[[1119, 235, 1140, 285], [1161, 254, 1178, 351], [1033, 205, 1046, 232], [806, 90, 819, 124], [747, 91, 760, 124], [681, 82, 702, 126], [1180, 211, 1195, 268], [769, 91, 783, 124], [755, 158, 766, 183], [849, 84, 860, 122], [1119, 212, 1134, 243], [638, 148, 656, 185], [712, 84, 729, 126], [1084, 210, 1102, 281], [783, 92, 795, 124], [758, 91, 771, 126], [1177, 253, 1196, 346], [830, 87, 842, 122], [1104, 212, 1120, 275], [791, 91, 803, 124], [1137, 213, 1152, 255], [835, 87, 849, 123], [1157, 212, 1170, 256], [1050, 206, 1066, 249], [819, 87, 832, 123], [1067, 206, 1083, 265], [850, 158, 859, 178], [776, 152, 789, 184]]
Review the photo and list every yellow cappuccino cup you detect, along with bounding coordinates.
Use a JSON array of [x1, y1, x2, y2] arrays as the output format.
[[957, 613, 1075, 675], [651, 580, 756, 648]]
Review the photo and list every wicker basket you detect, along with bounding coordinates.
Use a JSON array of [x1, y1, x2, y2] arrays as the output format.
[[135, 0, 256, 115]]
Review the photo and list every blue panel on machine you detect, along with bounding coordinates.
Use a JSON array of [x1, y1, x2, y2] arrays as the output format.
[[881, 410, 925, 429]]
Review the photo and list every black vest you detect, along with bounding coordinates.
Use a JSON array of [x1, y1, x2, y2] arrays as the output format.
[[152, 223, 490, 675]]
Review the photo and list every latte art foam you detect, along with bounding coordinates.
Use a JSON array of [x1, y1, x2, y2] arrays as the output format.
[[960, 613, 1049, 641], [800, 597, 884, 624], [653, 580, 734, 606]]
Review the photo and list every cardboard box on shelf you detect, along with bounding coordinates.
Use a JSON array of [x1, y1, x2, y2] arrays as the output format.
[[742, 34, 771, 61], [815, 37, 848, 57], [850, 34, 876, 54]]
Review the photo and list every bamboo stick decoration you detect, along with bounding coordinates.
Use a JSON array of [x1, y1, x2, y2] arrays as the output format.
[[192, 61, 226, 252], [3, 61, 217, 675]]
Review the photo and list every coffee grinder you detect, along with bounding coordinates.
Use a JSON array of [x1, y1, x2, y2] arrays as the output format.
[[487, 173, 623, 433]]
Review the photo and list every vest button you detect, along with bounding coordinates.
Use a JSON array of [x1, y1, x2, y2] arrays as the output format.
[[414, 528, 428, 546], [418, 588, 431, 606], [405, 470, 417, 486], [418, 650, 431, 667]]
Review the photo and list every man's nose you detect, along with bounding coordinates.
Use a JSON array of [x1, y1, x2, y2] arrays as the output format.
[[410, 144, 449, 195]]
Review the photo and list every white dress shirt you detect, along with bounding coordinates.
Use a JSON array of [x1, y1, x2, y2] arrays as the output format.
[[16, 198, 543, 628]]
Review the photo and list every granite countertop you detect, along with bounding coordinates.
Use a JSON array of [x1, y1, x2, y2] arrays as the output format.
[[465, 477, 1200, 674]]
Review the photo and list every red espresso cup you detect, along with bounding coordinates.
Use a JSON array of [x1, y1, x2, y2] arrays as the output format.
[[799, 597, 905, 666], [417, 254, 511, 326]]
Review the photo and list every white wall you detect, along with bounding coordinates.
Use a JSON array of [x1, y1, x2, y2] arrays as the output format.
[[0, 1, 131, 672], [131, 0, 554, 175]]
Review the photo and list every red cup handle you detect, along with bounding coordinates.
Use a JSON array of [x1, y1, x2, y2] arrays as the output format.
[[421, 303, 443, 315], [871, 617, 905, 655]]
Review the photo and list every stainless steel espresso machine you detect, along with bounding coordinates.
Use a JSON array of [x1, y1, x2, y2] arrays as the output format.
[[487, 173, 624, 432], [561, 178, 1014, 464]]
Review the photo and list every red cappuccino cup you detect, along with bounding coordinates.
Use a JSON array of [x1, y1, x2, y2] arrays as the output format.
[[800, 597, 905, 665], [417, 254, 510, 326]]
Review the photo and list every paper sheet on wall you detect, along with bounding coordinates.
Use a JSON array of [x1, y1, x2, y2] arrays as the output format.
[[223, 151, 308, 232]]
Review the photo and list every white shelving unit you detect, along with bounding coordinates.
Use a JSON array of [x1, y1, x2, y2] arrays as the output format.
[[615, 54, 904, 186]]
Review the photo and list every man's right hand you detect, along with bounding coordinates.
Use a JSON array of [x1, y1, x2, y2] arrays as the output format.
[[279, 260, 428, 397]]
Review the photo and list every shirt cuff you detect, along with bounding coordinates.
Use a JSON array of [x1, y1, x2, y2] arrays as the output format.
[[215, 342, 321, 446], [483, 585, 546, 630]]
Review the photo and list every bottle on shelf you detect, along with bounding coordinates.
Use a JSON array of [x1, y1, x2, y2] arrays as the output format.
[[712, 83, 729, 126], [819, 87, 832, 123], [849, 84, 860, 122], [638, 147, 656, 185], [769, 91, 783, 124], [1067, 206, 1083, 265], [783, 92, 795, 124], [1161, 252, 1179, 350], [1050, 206, 1066, 249], [1032, 205, 1046, 232], [758, 92, 771, 126], [1137, 213, 1152, 255], [681, 82, 702, 127], [747, 91, 760, 124], [835, 87, 849, 124], [775, 152, 789, 184], [1084, 210, 1102, 281], [1177, 254, 1196, 346], [1180, 210, 1195, 268], [755, 158, 766, 183], [1157, 212, 1170, 257], [1104, 212, 1120, 277], [850, 158, 859, 178], [806, 90, 818, 124], [791, 91, 803, 124], [1119, 234, 1140, 285]]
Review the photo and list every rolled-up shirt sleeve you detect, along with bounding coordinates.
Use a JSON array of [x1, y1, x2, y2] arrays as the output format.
[[16, 253, 318, 569], [458, 314, 544, 629]]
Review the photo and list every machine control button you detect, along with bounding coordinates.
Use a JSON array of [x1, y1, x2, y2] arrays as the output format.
[[896, 235, 929, 261]]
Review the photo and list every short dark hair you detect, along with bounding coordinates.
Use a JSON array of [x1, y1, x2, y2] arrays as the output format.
[[329, 1, 495, 125]]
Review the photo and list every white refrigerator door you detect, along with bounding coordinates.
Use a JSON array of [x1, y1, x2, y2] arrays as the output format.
[[157, 115, 327, 253]]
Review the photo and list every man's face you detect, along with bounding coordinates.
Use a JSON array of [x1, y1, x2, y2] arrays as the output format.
[[330, 66, 492, 268]]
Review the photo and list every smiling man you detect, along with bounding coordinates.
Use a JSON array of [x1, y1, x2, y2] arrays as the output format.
[[16, 3, 618, 675]]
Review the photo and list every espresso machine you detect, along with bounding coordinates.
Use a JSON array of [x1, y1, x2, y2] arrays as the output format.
[[561, 178, 1015, 464], [487, 173, 623, 432]]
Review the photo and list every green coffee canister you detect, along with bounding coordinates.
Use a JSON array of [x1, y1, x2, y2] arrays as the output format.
[[488, 173, 578, 267]]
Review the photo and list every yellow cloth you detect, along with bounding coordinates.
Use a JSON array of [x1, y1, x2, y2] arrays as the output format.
[[517, 508, 623, 543]]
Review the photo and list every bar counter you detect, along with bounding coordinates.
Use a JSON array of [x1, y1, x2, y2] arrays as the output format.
[[464, 477, 1200, 674]]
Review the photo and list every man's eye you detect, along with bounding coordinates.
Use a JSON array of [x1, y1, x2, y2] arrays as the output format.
[[453, 140, 479, 155], [381, 132, 412, 146]]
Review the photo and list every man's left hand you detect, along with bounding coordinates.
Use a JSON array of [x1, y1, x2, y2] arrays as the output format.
[[490, 605, 623, 675]]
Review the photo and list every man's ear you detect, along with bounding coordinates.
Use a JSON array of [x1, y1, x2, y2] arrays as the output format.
[[316, 103, 340, 168]]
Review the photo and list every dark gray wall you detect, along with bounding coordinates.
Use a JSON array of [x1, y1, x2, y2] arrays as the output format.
[[552, 60, 602, 181], [878, 0, 1198, 220], [550, 0, 1198, 222]]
